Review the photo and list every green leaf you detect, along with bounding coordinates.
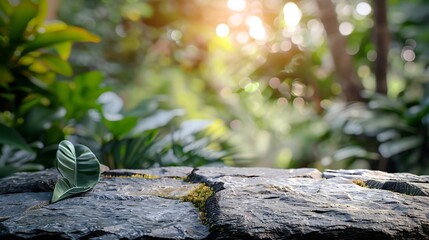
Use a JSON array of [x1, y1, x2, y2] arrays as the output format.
[[23, 26, 100, 54], [0, 1, 12, 16], [379, 136, 422, 158], [0, 122, 33, 152], [51, 140, 100, 203], [0, 1, 11, 27], [36, 54, 73, 76], [18, 163, 44, 172], [131, 109, 186, 134], [333, 146, 373, 161], [126, 96, 164, 118], [53, 42, 72, 60], [52, 178, 92, 202], [104, 116, 138, 138], [8, 0, 38, 42], [33, 0, 47, 28], [360, 115, 412, 136], [0, 165, 18, 179], [0, 65, 13, 84]]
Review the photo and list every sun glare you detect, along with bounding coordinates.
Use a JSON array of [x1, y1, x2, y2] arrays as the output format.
[[227, 0, 246, 11], [216, 23, 230, 38], [283, 2, 302, 30]]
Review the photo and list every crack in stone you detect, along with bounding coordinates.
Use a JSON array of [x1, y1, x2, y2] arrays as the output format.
[[365, 180, 429, 197]]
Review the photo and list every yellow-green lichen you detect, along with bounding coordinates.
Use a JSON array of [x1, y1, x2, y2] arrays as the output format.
[[103, 173, 160, 179], [352, 179, 368, 188], [180, 183, 214, 224], [169, 176, 188, 181], [180, 183, 214, 211]]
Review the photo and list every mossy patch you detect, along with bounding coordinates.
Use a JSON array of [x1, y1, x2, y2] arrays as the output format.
[[180, 183, 214, 224], [180, 183, 214, 211], [102, 171, 214, 224], [352, 179, 368, 188], [102, 173, 160, 179]]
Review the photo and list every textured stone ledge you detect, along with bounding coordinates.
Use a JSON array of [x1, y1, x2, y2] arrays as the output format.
[[1, 167, 429, 239]]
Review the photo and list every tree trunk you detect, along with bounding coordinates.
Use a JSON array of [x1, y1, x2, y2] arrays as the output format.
[[373, 0, 389, 94], [316, 0, 364, 102]]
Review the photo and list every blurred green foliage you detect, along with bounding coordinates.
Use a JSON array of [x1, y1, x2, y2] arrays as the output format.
[[0, 0, 100, 177], [57, 0, 429, 173], [2, 0, 429, 176], [325, 89, 429, 174], [0, 0, 234, 178]]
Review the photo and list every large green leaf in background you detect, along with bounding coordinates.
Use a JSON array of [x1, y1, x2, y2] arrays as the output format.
[[0, 122, 33, 152], [22, 26, 100, 54], [8, 0, 37, 42], [51, 140, 100, 203]]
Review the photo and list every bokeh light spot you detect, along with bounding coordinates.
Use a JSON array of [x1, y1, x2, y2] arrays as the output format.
[[246, 16, 266, 41], [356, 2, 372, 16], [269, 77, 281, 88], [292, 81, 305, 96], [283, 2, 302, 30], [367, 50, 377, 61], [230, 119, 242, 130], [339, 22, 354, 36], [280, 40, 292, 51], [249, 24, 266, 41], [227, 0, 246, 11], [244, 82, 260, 93], [220, 87, 232, 98], [293, 97, 305, 109], [357, 65, 371, 78], [216, 24, 230, 38], [401, 48, 415, 62], [228, 14, 244, 27], [170, 30, 182, 41], [321, 157, 332, 166], [320, 99, 332, 109], [236, 31, 250, 44], [246, 15, 262, 26], [277, 97, 289, 107]]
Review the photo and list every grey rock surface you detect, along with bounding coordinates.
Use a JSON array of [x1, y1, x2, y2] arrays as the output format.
[[105, 166, 193, 179], [1, 167, 429, 239], [0, 167, 209, 239], [0, 168, 59, 194]]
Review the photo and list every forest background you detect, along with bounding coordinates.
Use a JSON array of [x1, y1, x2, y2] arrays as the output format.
[[1, 0, 428, 178]]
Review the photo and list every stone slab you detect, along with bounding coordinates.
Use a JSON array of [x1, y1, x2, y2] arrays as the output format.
[[1, 167, 429, 239]]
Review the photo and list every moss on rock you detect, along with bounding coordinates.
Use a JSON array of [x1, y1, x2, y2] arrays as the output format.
[[180, 183, 214, 211]]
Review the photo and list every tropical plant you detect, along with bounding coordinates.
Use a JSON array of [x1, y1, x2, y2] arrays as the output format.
[[0, 0, 100, 111], [325, 88, 429, 174], [0, 0, 237, 180], [51, 140, 100, 203], [315, 0, 429, 174], [0, 0, 100, 177], [70, 91, 234, 169]]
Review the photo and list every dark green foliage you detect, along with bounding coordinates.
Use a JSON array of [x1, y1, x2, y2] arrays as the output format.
[[326, 88, 429, 174]]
